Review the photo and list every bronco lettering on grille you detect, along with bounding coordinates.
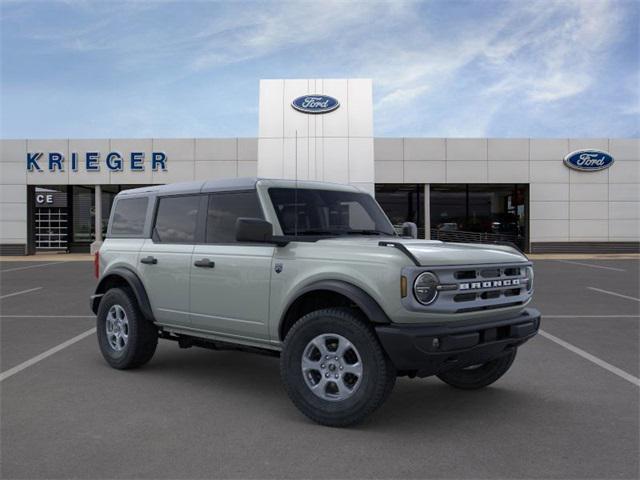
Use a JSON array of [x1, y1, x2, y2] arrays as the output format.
[[459, 279, 520, 290]]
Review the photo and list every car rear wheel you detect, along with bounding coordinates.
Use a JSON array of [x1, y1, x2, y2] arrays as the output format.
[[436, 348, 517, 390], [96, 287, 158, 369], [280, 308, 396, 427]]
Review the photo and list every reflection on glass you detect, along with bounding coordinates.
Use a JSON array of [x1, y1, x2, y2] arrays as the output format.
[[430, 184, 528, 250], [375, 184, 424, 237], [71, 185, 150, 244], [72, 186, 93, 243]]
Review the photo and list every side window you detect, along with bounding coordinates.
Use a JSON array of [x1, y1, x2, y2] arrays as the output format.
[[153, 195, 200, 244], [110, 197, 148, 236], [206, 191, 264, 243]]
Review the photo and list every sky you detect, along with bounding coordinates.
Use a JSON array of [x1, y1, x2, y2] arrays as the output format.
[[1, 0, 638, 139]]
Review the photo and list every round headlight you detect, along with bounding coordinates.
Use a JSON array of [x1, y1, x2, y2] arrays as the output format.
[[525, 266, 534, 293], [414, 272, 439, 305]]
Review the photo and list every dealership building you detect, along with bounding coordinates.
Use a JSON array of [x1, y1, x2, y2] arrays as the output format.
[[1, 78, 638, 255]]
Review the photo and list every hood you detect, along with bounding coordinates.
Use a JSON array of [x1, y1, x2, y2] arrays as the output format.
[[315, 237, 527, 266], [395, 238, 527, 266]]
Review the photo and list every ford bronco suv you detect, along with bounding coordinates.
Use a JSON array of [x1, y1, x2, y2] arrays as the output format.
[[91, 178, 540, 427]]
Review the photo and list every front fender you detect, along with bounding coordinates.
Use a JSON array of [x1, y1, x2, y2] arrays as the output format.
[[279, 279, 391, 336]]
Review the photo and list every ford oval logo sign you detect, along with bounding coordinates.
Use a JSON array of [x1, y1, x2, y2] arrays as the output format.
[[291, 95, 339, 114], [564, 149, 614, 172]]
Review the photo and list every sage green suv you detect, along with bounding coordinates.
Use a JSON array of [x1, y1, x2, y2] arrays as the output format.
[[91, 178, 540, 427]]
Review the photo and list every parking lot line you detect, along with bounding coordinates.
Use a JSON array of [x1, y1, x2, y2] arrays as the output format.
[[0, 261, 70, 273], [0, 315, 94, 318], [555, 260, 626, 272], [0, 328, 96, 382], [0, 287, 42, 300], [587, 287, 640, 303], [539, 329, 640, 387], [544, 314, 640, 318]]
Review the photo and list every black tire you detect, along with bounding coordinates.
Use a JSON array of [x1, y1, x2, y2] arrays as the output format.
[[280, 307, 396, 427], [436, 348, 517, 390], [96, 287, 158, 370]]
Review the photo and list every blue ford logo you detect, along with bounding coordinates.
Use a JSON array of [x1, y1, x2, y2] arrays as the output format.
[[291, 95, 339, 114], [564, 149, 614, 172]]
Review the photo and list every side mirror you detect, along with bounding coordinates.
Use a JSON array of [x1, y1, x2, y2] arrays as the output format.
[[401, 222, 418, 239], [236, 217, 274, 243]]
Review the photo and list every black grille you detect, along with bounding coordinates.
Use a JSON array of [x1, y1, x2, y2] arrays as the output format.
[[480, 269, 500, 278]]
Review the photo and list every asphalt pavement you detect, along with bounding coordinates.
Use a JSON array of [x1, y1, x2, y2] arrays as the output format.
[[1, 258, 638, 479]]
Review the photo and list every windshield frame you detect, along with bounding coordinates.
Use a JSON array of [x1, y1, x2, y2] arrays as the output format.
[[267, 187, 397, 238]]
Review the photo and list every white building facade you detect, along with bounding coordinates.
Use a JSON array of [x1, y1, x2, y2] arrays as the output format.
[[0, 78, 638, 255]]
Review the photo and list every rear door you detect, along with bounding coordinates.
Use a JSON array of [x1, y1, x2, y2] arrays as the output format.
[[138, 194, 203, 327], [190, 190, 274, 342]]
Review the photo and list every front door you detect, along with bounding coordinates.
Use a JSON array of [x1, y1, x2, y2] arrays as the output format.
[[139, 194, 201, 327], [189, 191, 274, 342]]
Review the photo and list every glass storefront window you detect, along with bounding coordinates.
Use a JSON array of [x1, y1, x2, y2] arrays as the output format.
[[71, 185, 149, 244], [430, 184, 528, 250], [375, 184, 424, 237], [72, 186, 94, 243]]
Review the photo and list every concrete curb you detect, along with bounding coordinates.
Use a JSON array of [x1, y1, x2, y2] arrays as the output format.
[[0, 254, 93, 261], [528, 253, 640, 260]]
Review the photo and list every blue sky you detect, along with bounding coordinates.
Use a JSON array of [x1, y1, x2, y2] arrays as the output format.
[[1, 0, 638, 138]]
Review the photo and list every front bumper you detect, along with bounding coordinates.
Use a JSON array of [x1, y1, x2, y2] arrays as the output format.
[[375, 308, 541, 377]]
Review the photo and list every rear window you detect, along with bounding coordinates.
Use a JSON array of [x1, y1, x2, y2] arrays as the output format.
[[153, 195, 200, 244], [110, 197, 148, 236]]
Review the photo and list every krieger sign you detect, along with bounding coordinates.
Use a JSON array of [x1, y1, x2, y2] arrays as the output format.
[[26, 151, 168, 172]]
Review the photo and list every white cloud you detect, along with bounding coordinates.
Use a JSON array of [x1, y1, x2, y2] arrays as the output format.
[[2, 0, 636, 137], [364, 0, 630, 135]]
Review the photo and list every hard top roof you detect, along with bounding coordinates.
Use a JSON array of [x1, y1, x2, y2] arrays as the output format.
[[116, 177, 361, 198]]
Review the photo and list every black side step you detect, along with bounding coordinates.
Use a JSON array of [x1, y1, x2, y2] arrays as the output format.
[[159, 331, 279, 357]]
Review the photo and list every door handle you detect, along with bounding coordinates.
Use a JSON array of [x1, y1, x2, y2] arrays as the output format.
[[194, 258, 215, 268], [140, 256, 158, 265]]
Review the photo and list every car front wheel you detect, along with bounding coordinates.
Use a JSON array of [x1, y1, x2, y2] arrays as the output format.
[[280, 308, 396, 427]]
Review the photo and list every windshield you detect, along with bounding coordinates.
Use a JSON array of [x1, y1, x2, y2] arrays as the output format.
[[268, 188, 397, 237]]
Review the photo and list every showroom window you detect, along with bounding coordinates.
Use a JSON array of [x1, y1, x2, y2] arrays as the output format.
[[430, 184, 528, 251], [375, 184, 424, 237]]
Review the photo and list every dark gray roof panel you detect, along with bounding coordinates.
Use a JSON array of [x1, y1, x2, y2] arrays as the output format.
[[201, 177, 259, 192], [117, 178, 260, 197], [117, 185, 163, 196], [116, 177, 359, 199]]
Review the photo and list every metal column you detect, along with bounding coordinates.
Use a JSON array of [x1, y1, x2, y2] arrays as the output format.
[[424, 184, 430, 240], [90, 185, 102, 254]]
